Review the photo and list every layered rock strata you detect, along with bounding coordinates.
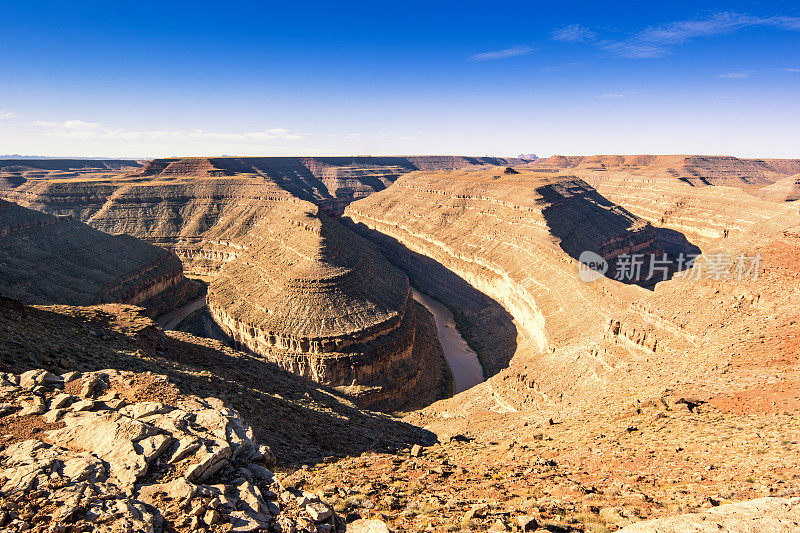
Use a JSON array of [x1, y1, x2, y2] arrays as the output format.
[[529, 155, 800, 247], [619, 497, 800, 532], [0, 156, 521, 274], [0, 296, 433, 463], [344, 169, 695, 375], [530, 154, 800, 186], [207, 205, 450, 410], [0, 368, 345, 533], [348, 165, 800, 446], [0, 199, 196, 315]]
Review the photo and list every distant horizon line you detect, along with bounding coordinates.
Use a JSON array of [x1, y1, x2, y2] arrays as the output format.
[[1, 153, 799, 161]]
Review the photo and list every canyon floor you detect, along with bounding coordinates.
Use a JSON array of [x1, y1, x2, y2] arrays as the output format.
[[1, 155, 799, 532]]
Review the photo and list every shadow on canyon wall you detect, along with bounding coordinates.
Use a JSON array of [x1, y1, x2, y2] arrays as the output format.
[[538, 182, 701, 290], [0, 296, 434, 467], [342, 220, 518, 378]]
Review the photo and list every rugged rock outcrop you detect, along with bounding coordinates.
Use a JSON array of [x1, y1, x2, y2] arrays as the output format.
[[528, 155, 800, 248], [207, 205, 451, 410], [0, 295, 433, 464], [0, 199, 197, 315], [344, 169, 696, 376], [0, 368, 345, 532], [618, 497, 800, 532], [0, 156, 521, 275], [531, 154, 800, 186]]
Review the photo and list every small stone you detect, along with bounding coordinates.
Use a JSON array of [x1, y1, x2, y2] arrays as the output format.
[[43, 408, 66, 423], [190, 503, 206, 516], [463, 502, 489, 523], [297, 492, 320, 507], [119, 401, 170, 419], [348, 519, 391, 533], [410, 444, 423, 457], [50, 393, 76, 410], [80, 375, 106, 399], [517, 515, 538, 531], [18, 396, 47, 416], [489, 519, 508, 531], [20, 369, 60, 389], [70, 399, 95, 412], [599, 507, 629, 526], [306, 501, 333, 522], [62, 372, 81, 382], [252, 443, 276, 466], [204, 508, 220, 525], [229, 510, 269, 532]]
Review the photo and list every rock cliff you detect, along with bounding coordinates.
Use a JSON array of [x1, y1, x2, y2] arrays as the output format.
[[346, 164, 800, 427], [0, 156, 521, 275], [2, 154, 800, 531], [0, 199, 196, 315], [531, 154, 800, 186], [528, 155, 800, 247], [207, 205, 451, 411], [344, 169, 695, 376]]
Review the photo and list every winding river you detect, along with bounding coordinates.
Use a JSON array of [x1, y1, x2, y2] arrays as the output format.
[[157, 289, 485, 394], [411, 288, 484, 393], [155, 295, 207, 330]]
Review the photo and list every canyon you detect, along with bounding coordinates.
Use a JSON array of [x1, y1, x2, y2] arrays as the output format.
[[206, 203, 450, 411], [0, 199, 197, 316], [1, 154, 799, 531]]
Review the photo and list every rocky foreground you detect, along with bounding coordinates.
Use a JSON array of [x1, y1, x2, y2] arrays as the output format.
[[0, 368, 346, 532], [2, 155, 800, 531]]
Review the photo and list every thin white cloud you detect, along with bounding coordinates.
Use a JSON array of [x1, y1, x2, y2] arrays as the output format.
[[469, 45, 535, 61], [552, 24, 596, 42], [30, 118, 304, 142], [0, 111, 14, 119], [717, 71, 753, 79], [540, 61, 586, 73], [783, 67, 800, 72], [594, 91, 637, 99], [34, 119, 101, 130], [599, 12, 800, 58], [31, 119, 304, 143]]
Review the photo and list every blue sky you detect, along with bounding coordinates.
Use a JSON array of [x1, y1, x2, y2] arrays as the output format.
[[0, 1, 798, 158]]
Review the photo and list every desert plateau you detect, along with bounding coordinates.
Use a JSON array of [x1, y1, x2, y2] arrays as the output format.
[[0, 153, 799, 533], [2, 2, 800, 531]]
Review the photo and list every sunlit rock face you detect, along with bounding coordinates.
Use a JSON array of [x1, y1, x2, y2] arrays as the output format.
[[0, 199, 194, 315], [0, 157, 523, 275], [528, 155, 800, 247], [347, 163, 800, 439], [207, 205, 449, 411], [344, 169, 697, 376]]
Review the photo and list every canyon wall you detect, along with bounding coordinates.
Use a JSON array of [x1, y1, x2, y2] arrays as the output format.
[[345, 163, 800, 431], [531, 154, 800, 186], [0, 156, 522, 274], [528, 155, 799, 248], [206, 204, 451, 411], [344, 169, 691, 378], [0, 199, 196, 315]]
